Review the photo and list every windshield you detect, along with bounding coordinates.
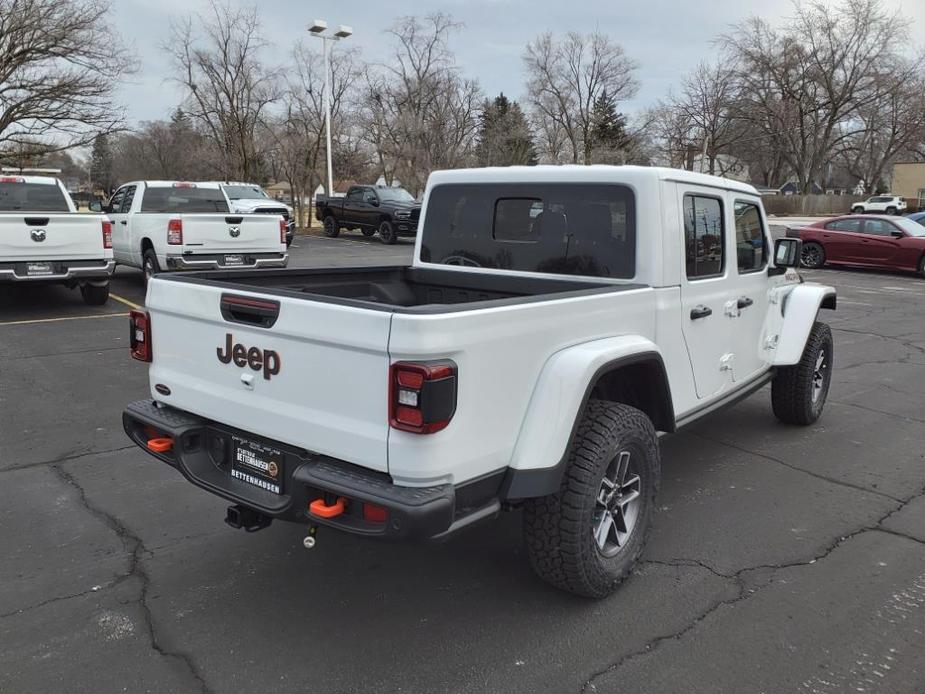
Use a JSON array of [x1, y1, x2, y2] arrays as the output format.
[[377, 187, 415, 203], [0, 181, 69, 211], [223, 185, 270, 200], [895, 218, 925, 237]]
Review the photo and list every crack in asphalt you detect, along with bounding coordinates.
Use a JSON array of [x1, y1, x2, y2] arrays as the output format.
[[49, 465, 213, 694], [0, 445, 135, 475], [581, 484, 925, 692], [0, 582, 121, 620], [4, 345, 125, 362], [832, 327, 925, 356], [688, 432, 903, 503], [828, 398, 925, 426]]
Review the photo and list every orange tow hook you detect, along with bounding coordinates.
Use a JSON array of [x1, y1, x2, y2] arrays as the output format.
[[309, 497, 347, 519], [147, 437, 174, 453]]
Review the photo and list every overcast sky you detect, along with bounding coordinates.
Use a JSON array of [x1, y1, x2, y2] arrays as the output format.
[[113, 0, 925, 126]]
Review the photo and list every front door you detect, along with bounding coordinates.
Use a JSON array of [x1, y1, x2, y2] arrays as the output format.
[[107, 186, 130, 263], [731, 198, 772, 382], [679, 186, 737, 399], [854, 218, 903, 265]]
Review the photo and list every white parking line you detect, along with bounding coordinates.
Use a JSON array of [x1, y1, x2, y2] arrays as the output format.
[[0, 312, 129, 327]]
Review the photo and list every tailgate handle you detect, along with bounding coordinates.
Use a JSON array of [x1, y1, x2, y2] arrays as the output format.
[[24, 217, 49, 226], [220, 294, 280, 329], [225, 216, 244, 224]]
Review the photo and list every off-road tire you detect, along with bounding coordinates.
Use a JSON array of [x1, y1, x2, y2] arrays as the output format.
[[379, 220, 397, 245], [772, 321, 833, 425], [80, 283, 109, 305], [142, 249, 160, 286], [361, 228, 376, 237], [801, 242, 825, 269], [323, 215, 340, 238], [523, 400, 660, 598]]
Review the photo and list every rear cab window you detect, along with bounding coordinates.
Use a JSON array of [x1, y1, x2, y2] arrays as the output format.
[[141, 186, 229, 213], [0, 180, 70, 212], [420, 183, 636, 279]]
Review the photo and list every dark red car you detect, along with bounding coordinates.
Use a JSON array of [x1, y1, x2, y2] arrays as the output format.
[[788, 215, 925, 277]]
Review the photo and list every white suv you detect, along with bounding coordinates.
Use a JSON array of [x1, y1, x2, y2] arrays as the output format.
[[851, 195, 907, 215]]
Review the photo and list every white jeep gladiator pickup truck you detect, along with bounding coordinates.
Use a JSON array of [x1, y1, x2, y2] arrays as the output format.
[[91, 181, 288, 283], [123, 166, 836, 598], [0, 174, 114, 304]]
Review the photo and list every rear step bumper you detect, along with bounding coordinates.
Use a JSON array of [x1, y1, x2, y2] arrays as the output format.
[[0, 259, 115, 282], [122, 400, 500, 540], [165, 252, 288, 271]]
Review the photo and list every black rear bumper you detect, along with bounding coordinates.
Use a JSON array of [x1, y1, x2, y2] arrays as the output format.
[[122, 400, 499, 540]]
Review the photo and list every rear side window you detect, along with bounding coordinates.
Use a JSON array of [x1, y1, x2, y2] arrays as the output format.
[[0, 182, 69, 212], [825, 219, 862, 232], [421, 183, 636, 278], [140, 187, 229, 213], [684, 195, 724, 278], [734, 201, 767, 273]]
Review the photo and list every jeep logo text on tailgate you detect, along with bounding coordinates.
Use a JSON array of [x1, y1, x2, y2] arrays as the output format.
[[217, 333, 281, 380]]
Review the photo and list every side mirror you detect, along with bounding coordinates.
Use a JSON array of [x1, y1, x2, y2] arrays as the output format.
[[88, 200, 102, 212], [369, 198, 380, 207], [890, 230, 904, 238], [774, 237, 802, 268]]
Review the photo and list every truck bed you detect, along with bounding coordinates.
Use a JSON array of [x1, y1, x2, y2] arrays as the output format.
[[167, 265, 642, 313]]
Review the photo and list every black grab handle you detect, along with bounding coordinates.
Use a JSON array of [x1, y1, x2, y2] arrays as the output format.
[[220, 294, 280, 329], [690, 305, 712, 320]]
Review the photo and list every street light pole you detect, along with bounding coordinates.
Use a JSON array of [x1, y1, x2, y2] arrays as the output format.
[[309, 20, 353, 198]]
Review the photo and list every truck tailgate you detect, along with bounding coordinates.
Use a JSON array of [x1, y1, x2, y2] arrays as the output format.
[[181, 214, 283, 254], [0, 214, 107, 260], [145, 278, 392, 472]]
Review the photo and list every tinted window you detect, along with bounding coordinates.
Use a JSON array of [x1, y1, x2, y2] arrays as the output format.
[[223, 185, 268, 200], [346, 187, 364, 201], [108, 187, 126, 213], [421, 183, 636, 278], [0, 182, 70, 211], [120, 185, 136, 213], [684, 195, 724, 278], [825, 219, 862, 232], [734, 201, 766, 273], [363, 190, 378, 203], [863, 219, 896, 236], [140, 187, 228, 213]]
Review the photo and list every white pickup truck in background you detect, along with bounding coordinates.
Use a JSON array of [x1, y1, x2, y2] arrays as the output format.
[[123, 166, 835, 598], [217, 182, 295, 247], [92, 181, 288, 283], [0, 174, 114, 304]]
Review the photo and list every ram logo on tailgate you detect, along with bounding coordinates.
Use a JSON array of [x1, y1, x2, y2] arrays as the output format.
[[217, 333, 281, 380]]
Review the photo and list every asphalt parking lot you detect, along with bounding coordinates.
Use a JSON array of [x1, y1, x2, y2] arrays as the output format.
[[2, 232, 925, 693]]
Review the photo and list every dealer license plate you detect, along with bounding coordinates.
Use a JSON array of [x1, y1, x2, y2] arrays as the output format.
[[230, 436, 284, 494], [26, 262, 53, 276], [224, 254, 244, 266]]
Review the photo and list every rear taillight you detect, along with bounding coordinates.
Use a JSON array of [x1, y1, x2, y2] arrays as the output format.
[[167, 219, 183, 245], [0, 176, 23, 183], [102, 220, 113, 248], [389, 361, 457, 434], [130, 310, 152, 362], [279, 218, 287, 244]]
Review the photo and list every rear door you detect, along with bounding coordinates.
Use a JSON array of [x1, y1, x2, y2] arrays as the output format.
[[145, 279, 393, 472], [819, 218, 862, 262], [678, 185, 736, 399]]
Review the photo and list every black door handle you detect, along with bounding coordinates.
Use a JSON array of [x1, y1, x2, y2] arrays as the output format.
[[690, 305, 712, 320], [737, 297, 754, 309]]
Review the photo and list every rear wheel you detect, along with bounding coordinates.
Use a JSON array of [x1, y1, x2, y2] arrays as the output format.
[[772, 321, 833, 425], [142, 249, 160, 285], [523, 401, 659, 598], [80, 283, 109, 305], [918, 255, 925, 278], [801, 242, 825, 269], [886, 206, 897, 215], [379, 220, 397, 245], [323, 215, 339, 238]]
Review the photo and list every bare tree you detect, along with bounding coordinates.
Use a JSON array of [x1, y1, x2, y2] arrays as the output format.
[[647, 101, 697, 169], [835, 61, 925, 193], [167, 0, 280, 180], [0, 0, 135, 152], [112, 111, 214, 182], [361, 14, 482, 195], [721, 0, 904, 193], [523, 31, 638, 164]]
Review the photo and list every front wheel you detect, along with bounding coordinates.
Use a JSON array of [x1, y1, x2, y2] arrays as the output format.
[[801, 242, 825, 269], [772, 321, 833, 425], [80, 282, 109, 305], [886, 206, 897, 216], [523, 401, 659, 598], [379, 220, 397, 245], [852, 206, 864, 214], [918, 255, 925, 278], [323, 215, 339, 238]]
